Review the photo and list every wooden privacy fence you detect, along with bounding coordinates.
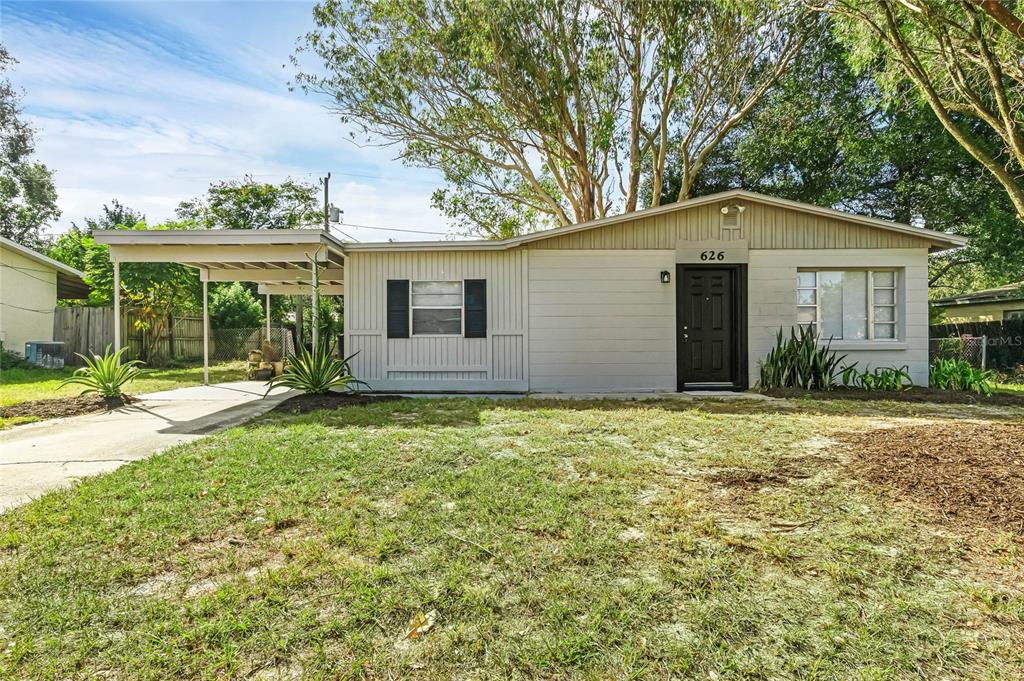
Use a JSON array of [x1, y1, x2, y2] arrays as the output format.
[[53, 307, 203, 365], [53, 307, 293, 366], [931, 319, 1024, 370]]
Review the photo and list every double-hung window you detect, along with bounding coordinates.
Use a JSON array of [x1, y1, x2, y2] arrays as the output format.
[[411, 281, 463, 335], [797, 270, 899, 341]]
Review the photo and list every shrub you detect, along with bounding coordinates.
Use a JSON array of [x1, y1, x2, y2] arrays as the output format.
[[58, 345, 145, 399], [1, 348, 29, 370], [209, 282, 264, 329], [840, 365, 913, 391], [266, 344, 366, 395], [759, 326, 847, 390], [929, 358, 994, 395]]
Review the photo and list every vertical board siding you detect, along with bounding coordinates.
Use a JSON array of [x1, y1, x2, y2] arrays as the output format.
[[526, 202, 934, 250], [528, 250, 676, 392], [345, 250, 527, 391]]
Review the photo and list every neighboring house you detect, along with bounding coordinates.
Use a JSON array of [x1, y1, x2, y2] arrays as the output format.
[[0, 236, 89, 356], [931, 283, 1024, 323], [93, 190, 965, 392]]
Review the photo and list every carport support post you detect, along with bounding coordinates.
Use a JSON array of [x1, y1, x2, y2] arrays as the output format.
[[202, 279, 209, 385], [265, 294, 271, 343], [113, 259, 121, 364], [311, 259, 319, 351]]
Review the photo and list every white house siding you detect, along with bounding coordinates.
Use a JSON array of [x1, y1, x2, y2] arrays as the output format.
[[344, 250, 528, 391], [0, 246, 57, 354], [527, 250, 676, 392], [747, 248, 931, 386]]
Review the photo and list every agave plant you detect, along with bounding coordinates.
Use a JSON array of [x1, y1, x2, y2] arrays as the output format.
[[759, 326, 847, 390], [930, 358, 994, 395], [58, 345, 145, 399], [266, 344, 367, 395]]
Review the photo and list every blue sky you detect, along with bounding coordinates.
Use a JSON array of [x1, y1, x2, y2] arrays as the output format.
[[1, 0, 451, 241]]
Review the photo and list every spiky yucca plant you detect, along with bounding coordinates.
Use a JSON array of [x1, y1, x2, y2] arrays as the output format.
[[758, 326, 846, 390], [265, 344, 367, 395], [58, 345, 145, 399]]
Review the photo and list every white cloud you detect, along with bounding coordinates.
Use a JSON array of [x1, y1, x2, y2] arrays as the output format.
[[4, 0, 453, 241]]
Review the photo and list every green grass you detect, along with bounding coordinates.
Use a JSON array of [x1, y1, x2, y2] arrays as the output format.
[[1, 398, 1021, 679], [0, 362, 246, 406], [995, 382, 1024, 393]]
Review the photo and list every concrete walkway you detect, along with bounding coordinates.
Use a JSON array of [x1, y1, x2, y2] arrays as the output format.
[[0, 381, 293, 512]]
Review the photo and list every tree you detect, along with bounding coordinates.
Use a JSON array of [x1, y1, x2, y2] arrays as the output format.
[[48, 200, 145, 271], [0, 46, 59, 247], [677, 29, 1023, 290], [296, 0, 812, 236], [209, 282, 264, 329], [813, 0, 1024, 221], [176, 176, 320, 230]]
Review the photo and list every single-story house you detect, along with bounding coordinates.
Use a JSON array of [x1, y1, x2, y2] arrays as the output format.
[[0, 236, 89, 356], [931, 282, 1024, 323], [94, 190, 965, 391]]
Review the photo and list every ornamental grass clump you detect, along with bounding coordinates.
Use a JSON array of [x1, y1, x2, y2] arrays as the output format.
[[759, 326, 846, 390], [930, 358, 994, 395], [58, 345, 145, 400], [265, 344, 367, 395]]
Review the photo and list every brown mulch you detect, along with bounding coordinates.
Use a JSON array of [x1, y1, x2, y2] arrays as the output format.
[[0, 394, 132, 421], [271, 392, 401, 414], [840, 422, 1024, 533], [764, 386, 1024, 406]]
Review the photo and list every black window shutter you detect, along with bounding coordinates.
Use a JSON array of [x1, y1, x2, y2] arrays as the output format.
[[464, 279, 487, 338], [387, 280, 409, 338]]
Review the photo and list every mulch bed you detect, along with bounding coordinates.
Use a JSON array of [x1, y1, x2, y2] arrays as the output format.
[[764, 386, 1024, 406], [271, 392, 401, 414], [840, 422, 1024, 533], [0, 394, 132, 421]]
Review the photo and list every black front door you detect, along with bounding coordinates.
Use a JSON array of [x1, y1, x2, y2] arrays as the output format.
[[677, 266, 738, 388]]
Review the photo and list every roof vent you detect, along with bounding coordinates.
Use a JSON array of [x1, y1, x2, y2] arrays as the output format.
[[720, 204, 744, 232]]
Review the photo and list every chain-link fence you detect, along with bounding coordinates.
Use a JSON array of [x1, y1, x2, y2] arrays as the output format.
[[929, 336, 987, 369], [208, 327, 294, 362]]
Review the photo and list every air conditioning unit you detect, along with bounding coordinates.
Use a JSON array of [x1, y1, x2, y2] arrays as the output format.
[[24, 341, 65, 369]]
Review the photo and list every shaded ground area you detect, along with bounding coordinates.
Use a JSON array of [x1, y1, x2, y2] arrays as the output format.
[[764, 386, 1024, 405], [270, 392, 400, 414], [841, 422, 1024, 533]]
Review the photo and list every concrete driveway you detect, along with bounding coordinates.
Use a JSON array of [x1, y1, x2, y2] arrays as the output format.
[[0, 381, 294, 512]]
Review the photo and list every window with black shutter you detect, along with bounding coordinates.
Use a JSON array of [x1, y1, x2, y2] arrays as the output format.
[[464, 279, 487, 338], [386, 280, 409, 338]]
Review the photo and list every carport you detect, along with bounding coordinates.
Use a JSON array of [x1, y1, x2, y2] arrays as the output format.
[[92, 229, 347, 383]]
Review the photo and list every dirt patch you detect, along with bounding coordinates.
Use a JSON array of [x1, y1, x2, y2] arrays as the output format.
[[271, 392, 400, 414], [708, 469, 790, 488], [763, 387, 1024, 406], [840, 422, 1024, 533], [0, 394, 131, 423]]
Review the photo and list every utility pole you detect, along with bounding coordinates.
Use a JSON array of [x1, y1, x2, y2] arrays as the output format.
[[320, 172, 331, 232]]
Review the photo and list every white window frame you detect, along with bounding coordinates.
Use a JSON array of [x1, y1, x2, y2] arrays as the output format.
[[410, 280, 464, 337], [796, 269, 900, 342]]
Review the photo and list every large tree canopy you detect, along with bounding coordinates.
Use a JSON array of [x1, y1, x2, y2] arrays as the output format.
[[0, 46, 59, 247], [813, 0, 1024, 221], [176, 176, 320, 230], [296, 0, 812, 237]]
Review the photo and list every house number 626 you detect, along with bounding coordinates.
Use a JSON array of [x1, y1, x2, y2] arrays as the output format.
[[700, 250, 725, 261]]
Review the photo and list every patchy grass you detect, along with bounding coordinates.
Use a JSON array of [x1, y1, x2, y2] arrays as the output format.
[[0, 398, 1022, 679], [0, 362, 246, 407], [0, 415, 39, 429]]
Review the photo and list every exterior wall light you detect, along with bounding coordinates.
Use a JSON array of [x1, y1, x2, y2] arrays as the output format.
[[660, 270, 671, 283]]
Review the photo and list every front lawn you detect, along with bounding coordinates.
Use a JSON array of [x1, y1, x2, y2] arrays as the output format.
[[0, 361, 246, 407], [1, 398, 1021, 678]]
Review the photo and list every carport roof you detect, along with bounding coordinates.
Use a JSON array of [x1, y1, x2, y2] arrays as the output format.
[[92, 228, 347, 295]]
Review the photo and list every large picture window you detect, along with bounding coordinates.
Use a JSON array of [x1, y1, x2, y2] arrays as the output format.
[[796, 270, 899, 341], [411, 281, 463, 335]]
